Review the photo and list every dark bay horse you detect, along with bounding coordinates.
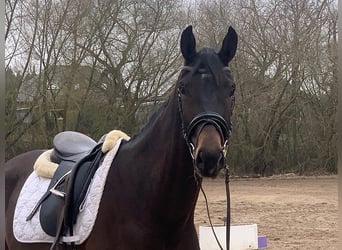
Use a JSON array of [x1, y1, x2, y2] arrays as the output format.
[[5, 26, 238, 250]]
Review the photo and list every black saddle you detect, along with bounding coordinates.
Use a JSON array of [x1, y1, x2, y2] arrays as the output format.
[[27, 131, 105, 249]]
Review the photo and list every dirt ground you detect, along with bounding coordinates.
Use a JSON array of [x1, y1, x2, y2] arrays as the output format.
[[194, 175, 338, 250]]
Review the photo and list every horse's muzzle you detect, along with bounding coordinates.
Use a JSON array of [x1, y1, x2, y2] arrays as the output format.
[[195, 149, 225, 177], [192, 125, 226, 178]]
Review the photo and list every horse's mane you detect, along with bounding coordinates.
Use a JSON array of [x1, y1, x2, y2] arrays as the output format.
[[130, 98, 171, 141]]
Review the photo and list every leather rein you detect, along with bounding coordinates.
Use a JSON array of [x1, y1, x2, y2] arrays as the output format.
[[176, 66, 233, 250]]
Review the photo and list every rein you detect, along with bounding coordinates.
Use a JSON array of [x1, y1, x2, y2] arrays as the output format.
[[176, 68, 232, 249], [198, 167, 230, 250]]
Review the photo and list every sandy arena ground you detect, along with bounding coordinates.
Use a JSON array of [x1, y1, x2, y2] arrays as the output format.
[[194, 175, 338, 250]]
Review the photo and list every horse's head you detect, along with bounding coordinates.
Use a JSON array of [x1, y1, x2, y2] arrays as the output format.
[[177, 25, 238, 178]]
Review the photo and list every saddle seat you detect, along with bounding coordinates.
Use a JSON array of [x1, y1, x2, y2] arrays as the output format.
[[50, 131, 97, 164]]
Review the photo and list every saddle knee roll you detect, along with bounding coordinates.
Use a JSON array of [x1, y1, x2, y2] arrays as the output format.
[[101, 130, 130, 153], [33, 149, 58, 178]]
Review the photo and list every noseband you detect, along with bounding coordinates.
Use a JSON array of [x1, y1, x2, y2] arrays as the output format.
[[188, 112, 230, 146]]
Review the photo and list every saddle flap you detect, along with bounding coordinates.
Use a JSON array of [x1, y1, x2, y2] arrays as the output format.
[[39, 163, 73, 236], [39, 144, 104, 237], [65, 145, 104, 226]]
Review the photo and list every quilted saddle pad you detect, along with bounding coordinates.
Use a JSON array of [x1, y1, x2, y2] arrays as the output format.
[[13, 138, 123, 244]]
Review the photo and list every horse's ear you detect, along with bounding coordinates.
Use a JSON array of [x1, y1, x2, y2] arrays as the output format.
[[180, 25, 196, 63], [218, 26, 238, 65]]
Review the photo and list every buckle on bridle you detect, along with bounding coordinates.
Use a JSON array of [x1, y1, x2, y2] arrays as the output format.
[[189, 142, 195, 160], [222, 139, 229, 156]]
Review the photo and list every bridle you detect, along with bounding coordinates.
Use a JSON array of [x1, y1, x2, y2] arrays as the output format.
[[176, 66, 233, 165], [177, 65, 234, 250]]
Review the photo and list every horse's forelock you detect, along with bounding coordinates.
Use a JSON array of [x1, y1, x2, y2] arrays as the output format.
[[197, 48, 230, 85], [178, 48, 233, 88]]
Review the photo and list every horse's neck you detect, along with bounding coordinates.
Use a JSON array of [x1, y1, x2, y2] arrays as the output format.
[[118, 95, 200, 224], [131, 95, 197, 187]]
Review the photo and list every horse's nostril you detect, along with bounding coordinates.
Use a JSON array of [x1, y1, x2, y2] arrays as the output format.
[[196, 151, 205, 170], [195, 150, 223, 177]]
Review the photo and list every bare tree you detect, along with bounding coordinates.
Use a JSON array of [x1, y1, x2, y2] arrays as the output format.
[[76, 0, 183, 134], [187, 0, 337, 175], [5, 0, 184, 157], [6, 0, 337, 174]]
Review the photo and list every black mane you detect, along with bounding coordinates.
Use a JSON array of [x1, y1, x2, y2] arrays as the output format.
[[130, 98, 170, 141]]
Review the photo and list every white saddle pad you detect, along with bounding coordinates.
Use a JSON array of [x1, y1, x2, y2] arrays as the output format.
[[13, 138, 123, 244]]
